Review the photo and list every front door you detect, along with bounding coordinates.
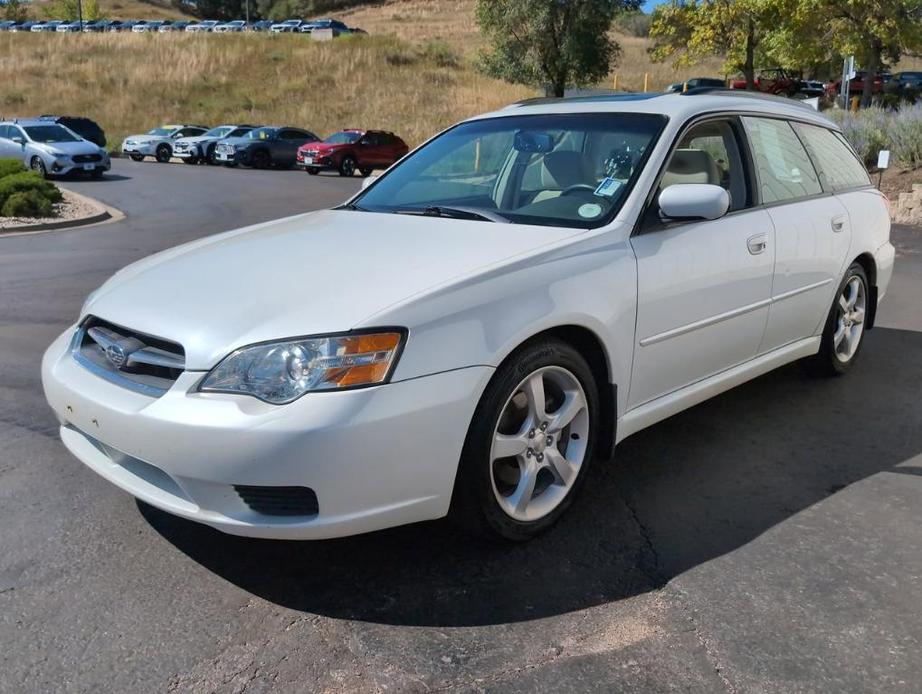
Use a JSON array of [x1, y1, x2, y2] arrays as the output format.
[[628, 117, 775, 408]]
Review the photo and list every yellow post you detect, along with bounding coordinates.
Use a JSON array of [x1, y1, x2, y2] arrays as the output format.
[[613, 73, 619, 91], [850, 96, 860, 112], [643, 73, 649, 93]]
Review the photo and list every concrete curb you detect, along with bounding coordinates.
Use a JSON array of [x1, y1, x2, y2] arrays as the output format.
[[0, 188, 124, 238]]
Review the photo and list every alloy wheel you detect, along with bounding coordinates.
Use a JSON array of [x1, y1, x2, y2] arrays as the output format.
[[834, 274, 866, 363], [489, 366, 589, 522], [31, 157, 47, 177]]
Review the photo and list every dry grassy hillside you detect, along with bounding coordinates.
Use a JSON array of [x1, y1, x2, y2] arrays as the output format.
[[0, 33, 531, 147], [30, 0, 190, 19]]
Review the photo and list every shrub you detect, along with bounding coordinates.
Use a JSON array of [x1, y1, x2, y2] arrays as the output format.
[[615, 11, 652, 37], [420, 40, 460, 69], [888, 103, 922, 168], [828, 107, 890, 167], [1, 189, 54, 218], [0, 159, 26, 180], [0, 171, 63, 216]]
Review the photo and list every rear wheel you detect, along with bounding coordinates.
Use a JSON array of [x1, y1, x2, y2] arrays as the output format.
[[811, 262, 869, 375], [155, 144, 172, 163], [30, 156, 48, 178], [181, 157, 198, 165], [129, 153, 145, 162], [360, 167, 373, 177], [450, 338, 598, 541], [338, 155, 356, 177], [205, 144, 218, 166]]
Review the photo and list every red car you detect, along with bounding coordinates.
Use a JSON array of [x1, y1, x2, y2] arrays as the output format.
[[296, 129, 409, 177], [825, 71, 888, 99]]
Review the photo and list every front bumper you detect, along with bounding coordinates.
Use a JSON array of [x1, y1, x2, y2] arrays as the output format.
[[49, 157, 110, 175], [173, 147, 200, 160], [122, 141, 156, 156], [875, 239, 896, 303], [42, 327, 492, 539], [215, 149, 243, 164], [296, 154, 334, 171]]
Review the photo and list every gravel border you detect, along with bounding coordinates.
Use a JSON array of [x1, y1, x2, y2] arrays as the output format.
[[0, 188, 118, 236]]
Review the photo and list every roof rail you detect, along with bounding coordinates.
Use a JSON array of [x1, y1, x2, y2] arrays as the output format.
[[679, 87, 818, 110]]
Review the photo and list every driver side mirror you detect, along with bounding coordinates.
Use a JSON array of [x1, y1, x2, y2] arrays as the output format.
[[361, 175, 378, 190], [11, 136, 24, 145], [659, 184, 729, 221]]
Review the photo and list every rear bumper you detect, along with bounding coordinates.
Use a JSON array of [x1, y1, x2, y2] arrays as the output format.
[[875, 239, 896, 302], [42, 326, 493, 539]]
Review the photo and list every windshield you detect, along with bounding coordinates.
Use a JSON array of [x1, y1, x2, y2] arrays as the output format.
[[204, 126, 233, 138], [353, 113, 666, 228], [326, 131, 362, 144], [246, 127, 276, 140], [24, 125, 80, 143], [147, 127, 175, 136]]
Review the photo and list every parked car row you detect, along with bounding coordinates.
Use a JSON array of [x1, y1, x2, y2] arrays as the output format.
[[122, 124, 408, 175], [0, 17, 365, 35]]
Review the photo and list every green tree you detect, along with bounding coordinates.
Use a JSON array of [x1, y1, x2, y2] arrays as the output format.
[[41, 0, 102, 21], [782, 0, 922, 106], [650, 0, 781, 89], [3, 0, 31, 22], [475, 0, 641, 98]]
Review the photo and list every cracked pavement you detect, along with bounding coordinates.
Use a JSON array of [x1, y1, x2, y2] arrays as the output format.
[[1, 161, 921, 692]]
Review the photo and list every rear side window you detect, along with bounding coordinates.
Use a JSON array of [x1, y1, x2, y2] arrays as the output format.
[[742, 117, 821, 204], [793, 123, 871, 191]]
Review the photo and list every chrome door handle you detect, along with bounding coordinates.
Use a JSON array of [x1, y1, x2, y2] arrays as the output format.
[[831, 216, 846, 233], [747, 233, 767, 255]]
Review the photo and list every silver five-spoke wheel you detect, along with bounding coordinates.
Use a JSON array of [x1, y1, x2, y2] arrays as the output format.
[[490, 366, 589, 522], [834, 275, 866, 363]]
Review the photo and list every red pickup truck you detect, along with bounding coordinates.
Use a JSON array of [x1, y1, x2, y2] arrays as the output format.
[[825, 71, 889, 98], [729, 68, 825, 98]]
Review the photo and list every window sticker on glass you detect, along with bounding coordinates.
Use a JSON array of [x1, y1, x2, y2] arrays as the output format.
[[594, 177, 623, 198], [578, 203, 603, 218]]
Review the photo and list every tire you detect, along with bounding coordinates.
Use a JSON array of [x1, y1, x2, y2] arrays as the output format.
[[90, 168, 104, 179], [181, 157, 198, 165], [251, 149, 270, 169], [30, 156, 48, 178], [223, 162, 238, 168], [338, 155, 357, 177], [306, 168, 319, 175], [810, 262, 869, 376], [205, 144, 218, 166], [155, 144, 172, 163], [359, 167, 373, 177], [450, 338, 599, 541], [129, 153, 145, 162]]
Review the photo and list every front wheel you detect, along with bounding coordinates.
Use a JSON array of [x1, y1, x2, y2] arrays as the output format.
[[205, 144, 218, 165], [251, 149, 270, 169], [30, 156, 48, 178], [811, 262, 869, 375], [338, 155, 356, 177], [306, 168, 319, 175], [359, 167, 373, 177], [128, 153, 145, 162], [450, 338, 598, 541], [181, 157, 199, 165], [155, 144, 172, 163]]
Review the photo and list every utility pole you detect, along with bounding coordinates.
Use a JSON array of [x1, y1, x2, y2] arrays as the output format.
[[77, 0, 83, 29], [245, 0, 250, 28]]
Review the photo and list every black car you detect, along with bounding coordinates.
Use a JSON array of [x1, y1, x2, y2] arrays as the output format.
[[665, 77, 727, 93], [885, 71, 922, 97], [40, 115, 106, 148], [82, 20, 113, 32], [107, 20, 139, 32], [214, 126, 319, 169]]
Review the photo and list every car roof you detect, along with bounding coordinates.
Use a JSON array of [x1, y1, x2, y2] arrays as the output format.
[[477, 90, 838, 130], [3, 118, 70, 127]]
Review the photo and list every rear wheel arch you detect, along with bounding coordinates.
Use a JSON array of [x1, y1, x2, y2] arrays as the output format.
[[853, 252, 878, 328]]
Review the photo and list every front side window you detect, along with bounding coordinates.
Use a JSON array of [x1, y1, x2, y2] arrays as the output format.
[[23, 125, 81, 143], [793, 123, 871, 191], [247, 127, 276, 141], [326, 131, 362, 145], [204, 126, 233, 138], [147, 127, 175, 137], [353, 113, 666, 228], [743, 117, 821, 204], [659, 119, 748, 211]]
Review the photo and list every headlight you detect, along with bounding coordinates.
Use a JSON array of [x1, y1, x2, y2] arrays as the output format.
[[50, 151, 68, 158], [198, 330, 406, 404]]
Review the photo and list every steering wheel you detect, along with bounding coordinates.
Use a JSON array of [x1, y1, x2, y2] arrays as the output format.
[[560, 184, 597, 196]]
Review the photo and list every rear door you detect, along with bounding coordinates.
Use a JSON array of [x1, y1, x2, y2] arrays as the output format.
[[742, 117, 852, 353], [629, 116, 775, 407], [276, 129, 309, 163]]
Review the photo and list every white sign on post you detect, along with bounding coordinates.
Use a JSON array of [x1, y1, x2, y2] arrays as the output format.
[[877, 150, 891, 170]]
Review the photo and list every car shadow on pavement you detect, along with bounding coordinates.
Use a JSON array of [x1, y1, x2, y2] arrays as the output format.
[[141, 326, 922, 627]]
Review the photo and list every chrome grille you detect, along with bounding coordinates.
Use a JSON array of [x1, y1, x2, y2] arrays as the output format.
[[302, 149, 319, 157], [73, 154, 102, 163], [217, 143, 234, 154], [72, 317, 185, 397]]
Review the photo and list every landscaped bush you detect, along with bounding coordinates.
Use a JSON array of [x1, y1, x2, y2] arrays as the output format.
[[830, 105, 922, 169], [0, 171, 62, 218], [1, 189, 55, 218], [0, 158, 27, 180], [888, 103, 922, 169]]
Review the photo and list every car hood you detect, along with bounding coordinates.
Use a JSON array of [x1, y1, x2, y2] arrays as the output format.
[[124, 134, 165, 144], [175, 135, 214, 145], [303, 142, 349, 153], [219, 136, 255, 147], [85, 209, 581, 370], [34, 140, 103, 155]]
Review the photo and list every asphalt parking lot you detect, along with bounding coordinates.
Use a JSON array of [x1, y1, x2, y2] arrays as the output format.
[[1, 158, 921, 693]]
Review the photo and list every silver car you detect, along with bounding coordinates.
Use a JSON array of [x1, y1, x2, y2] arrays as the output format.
[[121, 124, 209, 163], [213, 20, 248, 33], [0, 119, 111, 178], [172, 124, 257, 165], [185, 20, 220, 32]]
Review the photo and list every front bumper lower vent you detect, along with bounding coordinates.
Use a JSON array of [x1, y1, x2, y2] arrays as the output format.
[[234, 485, 320, 517]]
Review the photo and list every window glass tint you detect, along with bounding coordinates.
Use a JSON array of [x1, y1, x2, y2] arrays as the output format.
[[0, 125, 8, 139], [742, 117, 821, 203], [793, 123, 871, 191], [661, 120, 748, 211], [24, 125, 80, 143], [355, 113, 666, 229]]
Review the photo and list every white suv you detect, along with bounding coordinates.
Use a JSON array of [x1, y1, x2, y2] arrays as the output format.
[[42, 92, 894, 542]]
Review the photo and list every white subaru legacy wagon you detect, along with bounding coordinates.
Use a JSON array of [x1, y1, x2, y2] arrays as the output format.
[[42, 92, 895, 541]]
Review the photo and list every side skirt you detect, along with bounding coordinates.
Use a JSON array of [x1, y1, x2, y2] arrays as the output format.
[[615, 336, 821, 444]]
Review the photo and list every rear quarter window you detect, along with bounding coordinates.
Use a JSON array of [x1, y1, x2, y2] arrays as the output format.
[[742, 116, 822, 204], [792, 123, 871, 191]]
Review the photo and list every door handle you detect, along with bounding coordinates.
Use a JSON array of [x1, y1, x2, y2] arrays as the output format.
[[831, 215, 846, 233], [747, 233, 768, 255]]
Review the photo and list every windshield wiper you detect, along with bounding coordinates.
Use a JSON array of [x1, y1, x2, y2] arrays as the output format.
[[340, 202, 367, 211], [393, 206, 510, 223]]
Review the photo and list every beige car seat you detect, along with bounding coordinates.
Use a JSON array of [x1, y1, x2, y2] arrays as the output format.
[[660, 149, 721, 188], [533, 150, 593, 202]]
